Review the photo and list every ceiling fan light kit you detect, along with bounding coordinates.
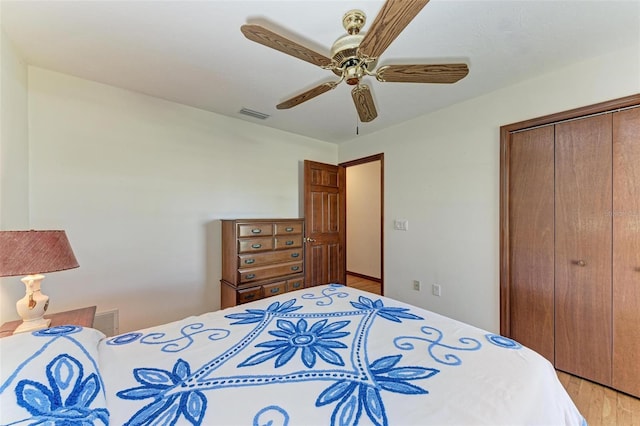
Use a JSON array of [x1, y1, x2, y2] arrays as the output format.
[[241, 0, 468, 123]]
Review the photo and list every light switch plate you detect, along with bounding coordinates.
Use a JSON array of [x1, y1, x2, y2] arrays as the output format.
[[393, 220, 408, 231]]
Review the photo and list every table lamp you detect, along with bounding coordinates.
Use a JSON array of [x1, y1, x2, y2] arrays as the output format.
[[0, 230, 79, 334]]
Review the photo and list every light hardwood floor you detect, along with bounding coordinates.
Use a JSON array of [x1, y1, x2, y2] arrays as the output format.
[[346, 273, 381, 295], [346, 274, 640, 425], [557, 371, 640, 425]]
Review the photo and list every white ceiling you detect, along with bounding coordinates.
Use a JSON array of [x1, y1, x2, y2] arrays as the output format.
[[2, 0, 639, 143]]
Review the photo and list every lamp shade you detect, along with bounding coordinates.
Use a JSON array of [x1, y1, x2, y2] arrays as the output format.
[[0, 230, 79, 277]]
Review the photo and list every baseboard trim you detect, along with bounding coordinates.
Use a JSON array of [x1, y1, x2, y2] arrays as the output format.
[[346, 271, 381, 283]]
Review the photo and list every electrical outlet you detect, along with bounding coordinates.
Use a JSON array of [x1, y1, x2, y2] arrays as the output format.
[[432, 284, 441, 297], [413, 280, 421, 291]]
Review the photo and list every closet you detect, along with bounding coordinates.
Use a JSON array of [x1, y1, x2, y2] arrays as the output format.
[[500, 94, 640, 398]]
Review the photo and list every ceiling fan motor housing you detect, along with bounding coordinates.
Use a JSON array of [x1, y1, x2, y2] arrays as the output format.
[[331, 40, 378, 84], [331, 9, 377, 84]]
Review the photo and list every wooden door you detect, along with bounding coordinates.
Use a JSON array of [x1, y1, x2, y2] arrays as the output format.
[[555, 114, 612, 385], [507, 125, 555, 363], [303, 160, 346, 286], [612, 107, 640, 397]]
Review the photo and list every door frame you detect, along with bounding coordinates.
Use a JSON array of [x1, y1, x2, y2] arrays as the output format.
[[340, 153, 384, 295]]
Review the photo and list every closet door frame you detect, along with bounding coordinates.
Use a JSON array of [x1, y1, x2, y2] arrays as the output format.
[[499, 93, 640, 337]]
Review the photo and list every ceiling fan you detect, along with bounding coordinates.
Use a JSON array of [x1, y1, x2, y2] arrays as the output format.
[[241, 0, 469, 123]]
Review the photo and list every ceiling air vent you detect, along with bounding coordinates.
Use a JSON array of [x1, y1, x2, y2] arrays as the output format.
[[239, 107, 270, 120]]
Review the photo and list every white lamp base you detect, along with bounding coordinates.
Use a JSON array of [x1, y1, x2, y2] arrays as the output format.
[[13, 274, 51, 335], [13, 317, 51, 334]]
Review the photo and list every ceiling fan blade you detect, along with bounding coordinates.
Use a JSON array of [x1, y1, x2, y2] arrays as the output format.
[[277, 82, 337, 109], [351, 84, 378, 122], [377, 63, 469, 83], [358, 0, 429, 60], [241, 24, 333, 68]]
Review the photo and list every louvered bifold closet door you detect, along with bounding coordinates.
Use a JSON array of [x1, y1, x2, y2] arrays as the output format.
[[612, 107, 640, 397], [508, 126, 555, 363], [555, 114, 613, 386]]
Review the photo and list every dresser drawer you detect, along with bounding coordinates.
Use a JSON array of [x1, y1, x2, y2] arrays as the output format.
[[274, 235, 303, 250], [238, 223, 273, 237], [239, 261, 304, 284], [221, 218, 305, 308], [237, 286, 262, 304], [238, 248, 303, 268], [274, 222, 303, 235], [238, 237, 274, 253], [264, 281, 288, 298], [287, 277, 304, 292]]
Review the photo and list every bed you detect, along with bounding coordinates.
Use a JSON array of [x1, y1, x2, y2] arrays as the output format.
[[1, 284, 585, 425]]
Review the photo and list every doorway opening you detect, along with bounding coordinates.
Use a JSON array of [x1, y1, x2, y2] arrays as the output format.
[[341, 153, 384, 295]]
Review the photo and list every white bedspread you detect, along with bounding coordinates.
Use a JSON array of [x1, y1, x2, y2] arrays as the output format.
[[1, 284, 585, 425]]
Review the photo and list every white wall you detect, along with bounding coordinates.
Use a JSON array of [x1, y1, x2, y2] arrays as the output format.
[[0, 28, 30, 319], [339, 45, 640, 333], [6, 67, 337, 332], [346, 161, 381, 279]]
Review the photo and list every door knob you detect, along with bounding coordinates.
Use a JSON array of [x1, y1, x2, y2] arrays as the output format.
[[575, 260, 586, 267], [304, 237, 316, 243]]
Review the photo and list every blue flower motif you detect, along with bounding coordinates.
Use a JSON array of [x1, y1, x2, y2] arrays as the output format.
[[316, 355, 438, 426], [350, 296, 423, 323], [15, 354, 109, 425], [225, 299, 302, 325], [239, 318, 350, 368], [117, 358, 206, 426]]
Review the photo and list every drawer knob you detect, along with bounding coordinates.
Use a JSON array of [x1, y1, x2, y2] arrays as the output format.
[[244, 259, 255, 264], [285, 240, 294, 246], [285, 227, 294, 232], [291, 253, 299, 258], [251, 228, 262, 234], [245, 273, 256, 279], [291, 266, 300, 271], [291, 282, 301, 288], [270, 288, 280, 294], [251, 243, 262, 249]]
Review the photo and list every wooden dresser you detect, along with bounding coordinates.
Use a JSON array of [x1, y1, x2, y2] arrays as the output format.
[[221, 218, 305, 308]]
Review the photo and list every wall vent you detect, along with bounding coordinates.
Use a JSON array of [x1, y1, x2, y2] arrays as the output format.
[[94, 309, 119, 337], [239, 107, 270, 120]]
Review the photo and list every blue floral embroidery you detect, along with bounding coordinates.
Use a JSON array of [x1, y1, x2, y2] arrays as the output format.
[[107, 332, 143, 345], [485, 334, 522, 349], [15, 354, 109, 425], [117, 358, 206, 426], [316, 355, 438, 426], [115, 292, 470, 425], [253, 405, 290, 426], [33, 325, 82, 337], [301, 284, 349, 306], [394, 326, 482, 365], [350, 296, 424, 323], [106, 325, 230, 353], [225, 299, 302, 325], [239, 318, 349, 368]]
